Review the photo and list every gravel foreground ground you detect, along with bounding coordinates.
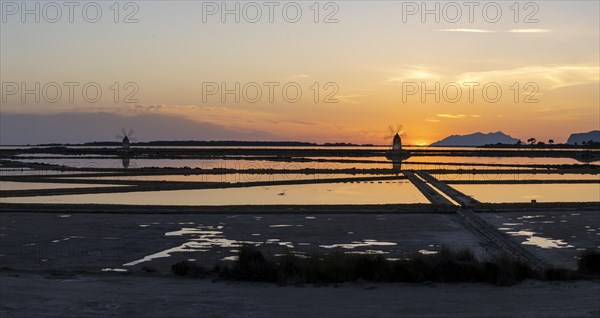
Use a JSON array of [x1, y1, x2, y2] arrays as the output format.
[[1, 272, 599, 318], [1, 206, 598, 317]]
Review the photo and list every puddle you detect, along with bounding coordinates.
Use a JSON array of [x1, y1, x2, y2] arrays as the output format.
[[123, 225, 296, 267], [123, 224, 407, 266], [51, 237, 71, 243], [123, 241, 212, 266], [506, 230, 574, 249], [519, 215, 545, 219], [101, 268, 128, 272], [2, 181, 429, 205], [319, 239, 397, 249], [0, 182, 126, 191], [454, 184, 600, 203], [165, 227, 223, 236], [346, 250, 388, 255]]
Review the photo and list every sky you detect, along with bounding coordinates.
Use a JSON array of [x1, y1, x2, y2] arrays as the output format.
[[1, 0, 598, 145]]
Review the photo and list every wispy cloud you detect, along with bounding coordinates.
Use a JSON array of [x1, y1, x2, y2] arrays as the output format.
[[425, 114, 480, 123], [455, 65, 599, 89], [117, 104, 345, 139], [378, 63, 598, 93], [434, 28, 496, 33], [386, 67, 440, 82], [434, 28, 552, 33], [0, 112, 276, 144], [436, 114, 481, 119], [289, 74, 310, 80], [509, 29, 551, 33], [108, 104, 289, 131]]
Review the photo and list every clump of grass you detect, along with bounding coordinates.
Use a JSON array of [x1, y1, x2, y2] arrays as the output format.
[[214, 244, 278, 282], [482, 255, 538, 286], [577, 250, 600, 274], [171, 260, 207, 278], [212, 245, 538, 286], [174, 246, 595, 285]]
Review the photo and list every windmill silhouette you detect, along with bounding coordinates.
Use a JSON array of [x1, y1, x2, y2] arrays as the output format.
[[115, 128, 136, 168], [384, 124, 410, 162], [116, 128, 136, 151], [384, 124, 407, 152]]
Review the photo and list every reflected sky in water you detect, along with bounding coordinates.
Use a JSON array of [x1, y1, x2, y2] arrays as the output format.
[[454, 184, 600, 203], [1, 181, 428, 205]]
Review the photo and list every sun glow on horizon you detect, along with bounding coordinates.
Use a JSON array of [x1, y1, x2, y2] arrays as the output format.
[[414, 141, 430, 147]]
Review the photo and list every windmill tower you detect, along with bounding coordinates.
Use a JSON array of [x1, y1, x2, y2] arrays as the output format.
[[392, 133, 402, 151], [122, 135, 130, 150]]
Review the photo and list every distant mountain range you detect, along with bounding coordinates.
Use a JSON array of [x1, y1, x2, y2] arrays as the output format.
[[430, 132, 519, 147], [566, 130, 600, 145]]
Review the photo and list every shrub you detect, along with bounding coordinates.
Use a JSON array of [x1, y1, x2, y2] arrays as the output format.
[[225, 244, 278, 282], [578, 250, 600, 273], [213, 247, 540, 286], [171, 261, 206, 278], [174, 247, 581, 286]]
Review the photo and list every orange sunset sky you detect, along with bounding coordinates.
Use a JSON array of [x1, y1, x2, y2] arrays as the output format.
[[1, 1, 598, 145]]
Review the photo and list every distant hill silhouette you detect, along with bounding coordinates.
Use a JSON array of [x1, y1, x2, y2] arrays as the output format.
[[430, 132, 519, 147], [566, 130, 600, 145], [49, 140, 375, 147]]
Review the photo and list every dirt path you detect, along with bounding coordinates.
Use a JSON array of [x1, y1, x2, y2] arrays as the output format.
[[1, 272, 598, 318]]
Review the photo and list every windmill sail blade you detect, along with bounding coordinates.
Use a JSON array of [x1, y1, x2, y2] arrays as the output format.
[[383, 124, 408, 140], [394, 124, 403, 134]]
